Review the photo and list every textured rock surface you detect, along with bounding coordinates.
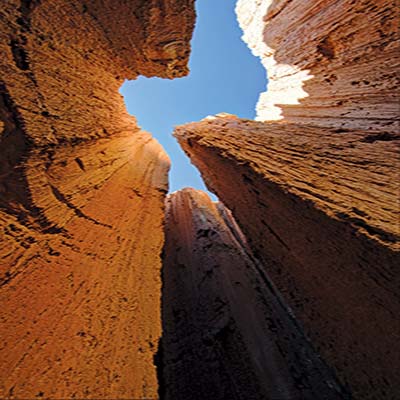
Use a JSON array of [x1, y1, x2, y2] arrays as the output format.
[[236, 0, 400, 133], [161, 188, 349, 400], [175, 115, 400, 399], [0, 134, 169, 398], [175, 2, 400, 397], [0, 0, 194, 397]]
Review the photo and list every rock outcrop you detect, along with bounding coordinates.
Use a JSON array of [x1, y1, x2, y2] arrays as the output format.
[[0, 1, 194, 398], [236, 0, 400, 133], [176, 115, 400, 399], [174, 1, 400, 398], [1, 0, 399, 398], [161, 188, 349, 400]]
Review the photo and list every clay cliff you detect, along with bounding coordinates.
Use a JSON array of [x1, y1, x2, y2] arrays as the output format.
[[161, 188, 349, 400], [0, 0, 194, 398], [175, 0, 400, 399], [236, 0, 400, 133], [1, 0, 399, 398]]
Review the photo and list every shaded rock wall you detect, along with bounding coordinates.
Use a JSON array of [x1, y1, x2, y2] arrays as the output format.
[[161, 188, 349, 400], [0, 0, 194, 398], [236, 0, 400, 133], [176, 115, 400, 399], [175, 0, 400, 394]]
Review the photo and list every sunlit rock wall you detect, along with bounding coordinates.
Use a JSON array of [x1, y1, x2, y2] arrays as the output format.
[[0, 0, 195, 397], [236, 0, 400, 133]]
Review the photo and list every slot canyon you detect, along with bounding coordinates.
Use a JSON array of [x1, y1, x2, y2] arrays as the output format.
[[0, 0, 399, 399]]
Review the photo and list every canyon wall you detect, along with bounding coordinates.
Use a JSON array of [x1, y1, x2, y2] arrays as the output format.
[[176, 115, 400, 400], [161, 188, 349, 400], [0, 0, 195, 398], [175, 1, 400, 398], [1, 0, 398, 398], [236, 0, 400, 133]]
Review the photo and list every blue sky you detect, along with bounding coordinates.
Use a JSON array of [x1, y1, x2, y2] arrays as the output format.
[[120, 0, 266, 200]]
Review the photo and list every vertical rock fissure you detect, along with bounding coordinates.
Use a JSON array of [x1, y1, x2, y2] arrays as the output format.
[[159, 189, 352, 400]]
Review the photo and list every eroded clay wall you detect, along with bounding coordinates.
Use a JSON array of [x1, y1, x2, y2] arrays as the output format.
[[0, 1, 195, 397], [236, 0, 400, 132], [174, 2, 400, 396], [161, 188, 348, 400], [175, 113, 400, 399]]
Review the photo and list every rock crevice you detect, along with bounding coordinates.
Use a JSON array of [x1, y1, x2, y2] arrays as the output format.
[[160, 188, 350, 400], [1, 0, 399, 399]]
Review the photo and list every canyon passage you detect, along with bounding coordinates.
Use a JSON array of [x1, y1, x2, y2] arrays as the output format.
[[0, 1, 399, 400]]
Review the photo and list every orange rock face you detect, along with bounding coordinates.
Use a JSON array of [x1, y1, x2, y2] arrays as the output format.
[[161, 188, 349, 400], [0, 134, 169, 398], [0, 0, 194, 398]]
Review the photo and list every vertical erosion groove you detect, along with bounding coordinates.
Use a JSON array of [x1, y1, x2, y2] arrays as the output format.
[[160, 189, 349, 400], [0, 0, 195, 398], [1, 0, 399, 399]]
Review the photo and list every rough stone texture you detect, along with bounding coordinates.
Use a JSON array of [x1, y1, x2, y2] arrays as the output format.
[[161, 188, 349, 400], [0, 134, 169, 398], [0, 0, 194, 398], [175, 115, 400, 399], [236, 0, 400, 133], [174, 1, 400, 398]]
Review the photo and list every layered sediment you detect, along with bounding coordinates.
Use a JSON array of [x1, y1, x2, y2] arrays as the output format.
[[174, 2, 400, 398], [1, 0, 399, 398], [0, 0, 194, 398], [175, 114, 400, 399], [236, 0, 400, 133], [161, 188, 348, 400]]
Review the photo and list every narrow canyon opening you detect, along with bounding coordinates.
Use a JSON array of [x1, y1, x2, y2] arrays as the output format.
[[119, 0, 265, 198], [0, 1, 398, 399]]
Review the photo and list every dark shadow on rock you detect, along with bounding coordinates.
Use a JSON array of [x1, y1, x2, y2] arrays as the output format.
[[157, 189, 349, 400]]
